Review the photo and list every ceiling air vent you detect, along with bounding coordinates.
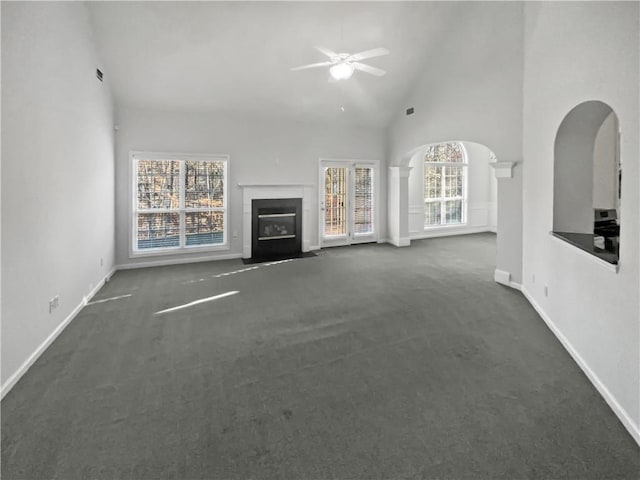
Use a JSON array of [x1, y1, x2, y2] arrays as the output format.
[[96, 69, 103, 82], [406, 107, 414, 116]]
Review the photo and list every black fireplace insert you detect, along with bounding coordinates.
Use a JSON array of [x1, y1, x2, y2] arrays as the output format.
[[251, 198, 302, 260]]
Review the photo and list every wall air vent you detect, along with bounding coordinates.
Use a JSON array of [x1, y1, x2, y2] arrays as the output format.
[[406, 107, 414, 116], [96, 69, 103, 82]]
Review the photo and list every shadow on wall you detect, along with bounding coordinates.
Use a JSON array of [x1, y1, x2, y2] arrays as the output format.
[[403, 140, 499, 239]]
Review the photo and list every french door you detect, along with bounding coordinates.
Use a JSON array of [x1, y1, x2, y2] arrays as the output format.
[[320, 160, 377, 247]]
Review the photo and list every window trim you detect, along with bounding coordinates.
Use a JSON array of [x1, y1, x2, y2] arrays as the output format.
[[129, 151, 230, 258], [423, 142, 468, 229]]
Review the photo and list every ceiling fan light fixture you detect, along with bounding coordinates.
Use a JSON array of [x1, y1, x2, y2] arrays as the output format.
[[330, 62, 355, 80]]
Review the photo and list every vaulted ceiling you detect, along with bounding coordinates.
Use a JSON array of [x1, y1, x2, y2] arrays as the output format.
[[87, 1, 461, 128]]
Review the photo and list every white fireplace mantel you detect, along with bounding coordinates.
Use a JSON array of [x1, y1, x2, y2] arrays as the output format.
[[238, 183, 314, 258]]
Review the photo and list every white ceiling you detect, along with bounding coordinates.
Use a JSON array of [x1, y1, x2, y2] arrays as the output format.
[[87, 1, 460, 128]]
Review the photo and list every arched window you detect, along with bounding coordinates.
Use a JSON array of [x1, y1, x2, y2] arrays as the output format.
[[424, 142, 467, 227]]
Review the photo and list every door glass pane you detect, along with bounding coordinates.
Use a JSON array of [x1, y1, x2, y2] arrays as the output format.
[[424, 202, 441, 227], [137, 212, 180, 249], [354, 167, 373, 235], [324, 167, 347, 236], [444, 200, 462, 224]]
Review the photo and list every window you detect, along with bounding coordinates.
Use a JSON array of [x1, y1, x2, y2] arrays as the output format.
[[132, 153, 228, 254], [423, 142, 467, 227]]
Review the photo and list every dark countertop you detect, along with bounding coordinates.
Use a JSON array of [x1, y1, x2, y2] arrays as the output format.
[[552, 232, 618, 265]]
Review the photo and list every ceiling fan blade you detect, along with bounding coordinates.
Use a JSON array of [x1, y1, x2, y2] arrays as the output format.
[[290, 61, 334, 72], [349, 47, 389, 62], [352, 62, 386, 77], [314, 46, 339, 59]]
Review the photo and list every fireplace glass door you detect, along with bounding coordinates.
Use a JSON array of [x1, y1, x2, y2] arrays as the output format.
[[258, 213, 296, 240]]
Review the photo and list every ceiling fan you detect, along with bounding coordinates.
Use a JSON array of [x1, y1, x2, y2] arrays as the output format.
[[291, 46, 389, 81]]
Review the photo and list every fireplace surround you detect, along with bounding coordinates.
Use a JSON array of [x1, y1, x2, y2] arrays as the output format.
[[239, 184, 313, 259]]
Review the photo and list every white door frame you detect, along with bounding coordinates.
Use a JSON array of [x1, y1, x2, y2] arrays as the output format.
[[318, 158, 380, 248]]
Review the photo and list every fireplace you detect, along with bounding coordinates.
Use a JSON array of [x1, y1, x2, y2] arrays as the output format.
[[239, 183, 312, 259], [252, 198, 302, 259]]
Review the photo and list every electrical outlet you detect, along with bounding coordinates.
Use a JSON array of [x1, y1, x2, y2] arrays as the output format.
[[232, 230, 238, 238], [544, 285, 548, 297]]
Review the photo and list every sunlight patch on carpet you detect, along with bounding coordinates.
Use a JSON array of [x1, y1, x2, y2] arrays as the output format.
[[86, 294, 132, 305], [154, 290, 239, 315]]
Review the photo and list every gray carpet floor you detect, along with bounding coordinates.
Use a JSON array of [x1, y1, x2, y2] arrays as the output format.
[[2, 233, 639, 479]]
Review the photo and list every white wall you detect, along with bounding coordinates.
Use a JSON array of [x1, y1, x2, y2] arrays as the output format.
[[387, 1, 524, 283], [114, 107, 386, 267], [522, 1, 639, 441], [593, 112, 618, 210], [407, 141, 496, 238], [1, 3, 115, 389]]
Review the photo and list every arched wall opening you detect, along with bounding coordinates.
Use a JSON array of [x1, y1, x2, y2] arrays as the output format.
[[405, 141, 498, 238], [389, 138, 519, 287], [553, 100, 620, 264]]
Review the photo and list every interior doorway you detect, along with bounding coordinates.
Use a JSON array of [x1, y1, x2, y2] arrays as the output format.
[[319, 159, 378, 248]]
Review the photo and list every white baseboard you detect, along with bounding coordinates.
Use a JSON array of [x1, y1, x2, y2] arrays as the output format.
[[494, 269, 522, 290], [522, 287, 640, 446], [509, 281, 522, 291], [389, 236, 411, 247], [410, 226, 494, 240], [118, 252, 243, 270], [1, 267, 116, 400]]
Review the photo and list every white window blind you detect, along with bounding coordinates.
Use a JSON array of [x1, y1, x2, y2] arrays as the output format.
[[354, 167, 374, 235], [324, 167, 347, 237]]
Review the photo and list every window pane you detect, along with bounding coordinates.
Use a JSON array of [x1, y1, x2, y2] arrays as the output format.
[[444, 166, 463, 198], [444, 200, 462, 224], [184, 161, 225, 209], [424, 142, 464, 163], [354, 167, 373, 235], [425, 202, 441, 227], [324, 167, 347, 236], [137, 160, 180, 209], [137, 212, 180, 249], [185, 211, 224, 246], [424, 165, 442, 199]]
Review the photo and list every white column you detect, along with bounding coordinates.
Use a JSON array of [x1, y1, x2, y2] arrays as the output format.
[[387, 166, 412, 247], [489, 160, 522, 288]]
